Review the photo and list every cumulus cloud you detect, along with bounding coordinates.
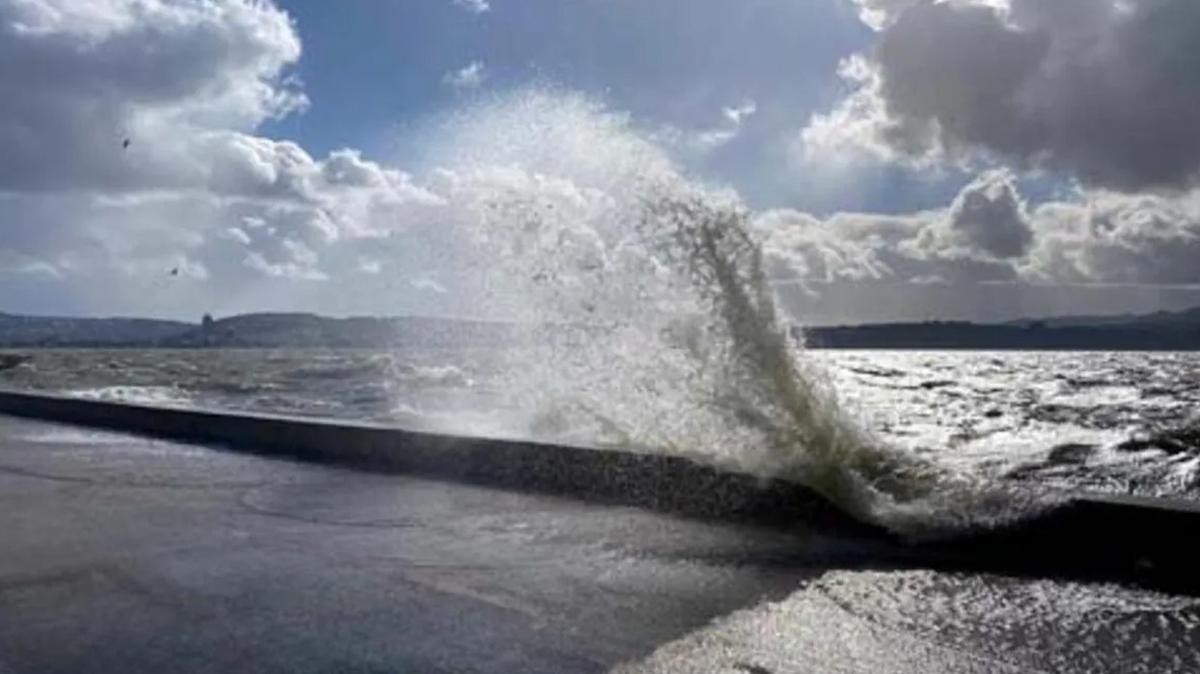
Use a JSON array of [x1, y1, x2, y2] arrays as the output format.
[[810, 0, 1200, 191], [0, 0, 306, 192], [799, 54, 937, 168], [244, 240, 327, 281], [443, 61, 487, 90], [755, 198, 1020, 294], [923, 169, 1032, 259], [0, 0, 447, 315], [1025, 191, 1200, 286], [756, 168, 1200, 312]]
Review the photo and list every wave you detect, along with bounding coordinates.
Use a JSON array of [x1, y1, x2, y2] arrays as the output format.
[[68, 385, 195, 408], [419, 89, 1041, 537], [284, 354, 396, 381], [391, 363, 472, 387], [0, 354, 31, 372]]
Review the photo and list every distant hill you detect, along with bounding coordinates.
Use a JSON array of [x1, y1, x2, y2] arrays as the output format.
[[805, 306, 1200, 350], [1003, 305, 1200, 329], [3, 305, 1200, 350], [164, 313, 504, 348], [0, 312, 192, 347], [0, 311, 507, 349]]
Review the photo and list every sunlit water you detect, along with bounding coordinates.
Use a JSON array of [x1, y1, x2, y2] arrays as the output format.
[[617, 568, 1200, 673]]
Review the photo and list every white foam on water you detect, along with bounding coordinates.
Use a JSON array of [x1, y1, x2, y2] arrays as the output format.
[[67, 385, 195, 408]]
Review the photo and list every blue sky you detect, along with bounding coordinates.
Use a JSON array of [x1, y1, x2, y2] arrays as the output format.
[[265, 1, 866, 144], [3, 0, 1200, 323], [262, 0, 916, 212]]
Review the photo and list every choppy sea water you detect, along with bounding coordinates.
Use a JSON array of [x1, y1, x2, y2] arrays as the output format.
[[2, 347, 1198, 502]]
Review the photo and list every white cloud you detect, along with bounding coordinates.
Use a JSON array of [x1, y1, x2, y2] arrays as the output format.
[[0, 0, 446, 315], [847, 0, 1008, 31], [0, 0, 306, 192], [443, 60, 487, 90], [847, 0, 924, 30], [756, 169, 1200, 304], [452, 0, 490, 15], [657, 99, 758, 155], [244, 239, 328, 281], [799, 54, 943, 169], [0, 250, 61, 279], [1024, 191, 1200, 287], [722, 100, 757, 127], [756, 203, 1020, 293], [220, 227, 252, 246]]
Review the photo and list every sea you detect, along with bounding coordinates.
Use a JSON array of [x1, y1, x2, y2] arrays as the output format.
[[2, 346, 1198, 504]]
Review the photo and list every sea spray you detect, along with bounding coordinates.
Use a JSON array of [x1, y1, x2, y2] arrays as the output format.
[[417, 89, 1039, 536]]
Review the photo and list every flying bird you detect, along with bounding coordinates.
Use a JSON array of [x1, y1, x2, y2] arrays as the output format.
[[122, 138, 131, 150], [169, 267, 180, 277]]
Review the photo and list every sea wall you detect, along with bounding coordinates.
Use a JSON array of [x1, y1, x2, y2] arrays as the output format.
[[0, 389, 869, 534]]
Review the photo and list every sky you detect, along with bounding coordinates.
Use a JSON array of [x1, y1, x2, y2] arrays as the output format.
[[2, 0, 1200, 324]]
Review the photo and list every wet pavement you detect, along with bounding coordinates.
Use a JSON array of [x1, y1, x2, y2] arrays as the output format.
[[0, 415, 833, 673]]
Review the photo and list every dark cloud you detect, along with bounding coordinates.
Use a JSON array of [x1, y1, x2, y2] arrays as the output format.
[[822, 0, 1200, 192], [936, 169, 1032, 259]]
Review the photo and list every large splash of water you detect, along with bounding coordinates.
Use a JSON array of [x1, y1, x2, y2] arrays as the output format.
[[410, 89, 1038, 537]]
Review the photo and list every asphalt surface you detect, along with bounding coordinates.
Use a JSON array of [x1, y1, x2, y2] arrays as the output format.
[[0, 414, 858, 674]]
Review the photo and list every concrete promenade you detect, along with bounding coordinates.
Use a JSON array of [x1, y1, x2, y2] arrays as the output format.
[[0, 414, 863, 673]]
